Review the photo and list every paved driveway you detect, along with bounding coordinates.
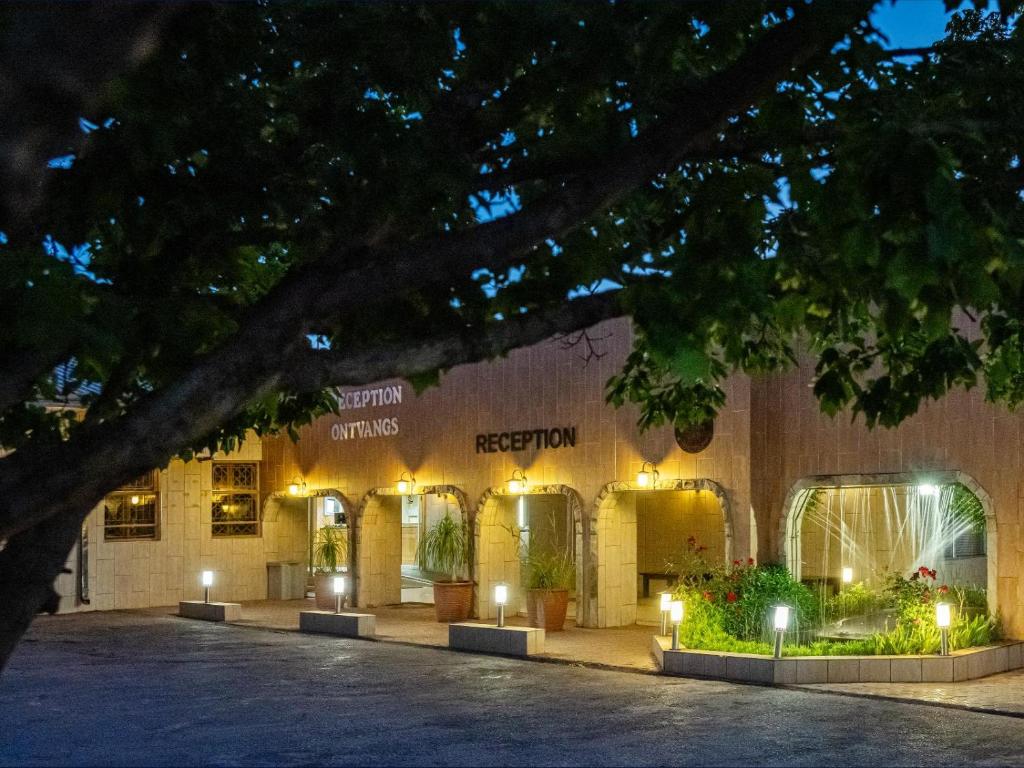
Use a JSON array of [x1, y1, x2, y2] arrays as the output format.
[[3, 612, 1024, 766]]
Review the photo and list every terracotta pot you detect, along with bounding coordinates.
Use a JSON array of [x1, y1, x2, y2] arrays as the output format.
[[432, 581, 473, 622], [314, 573, 346, 611], [528, 588, 569, 631]]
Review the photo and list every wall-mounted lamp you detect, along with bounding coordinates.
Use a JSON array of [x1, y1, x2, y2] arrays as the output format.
[[287, 477, 307, 497], [333, 575, 347, 615], [201, 570, 214, 604], [130, 495, 141, 506], [396, 472, 415, 495], [494, 583, 509, 628], [669, 600, 684, 650], [773, 605, 790, 659], [636, 462, 660, 489], [659, 592, 672, 636], [918, 483, 940, 498], [841, 566, 853, 585], [507, 470, 528, 495], [936, 601, 951, 656]]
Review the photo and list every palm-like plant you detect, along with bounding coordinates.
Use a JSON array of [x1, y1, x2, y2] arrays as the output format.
[[313, 526, 347, 574], [416, 512, 468, 583]]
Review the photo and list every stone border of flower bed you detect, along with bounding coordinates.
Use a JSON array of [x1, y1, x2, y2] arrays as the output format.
[[653, 636, 1024, 684]]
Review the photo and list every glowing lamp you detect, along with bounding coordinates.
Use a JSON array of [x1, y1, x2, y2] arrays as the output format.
[[936, 601, 952, 656], [287, 477, 306, 497], [495, 583, 509, 627], [841, 567, 853, 584], [507, 469, 528, 495], [773, 605, 790, 631], [201, 570, 214, 604], [130, 495, 140, 506], [395, 472, 415, 495], [918, 484, 940, 497], [636, 462, 659, 489], [333, 576, 346, 595], [660, 592, 672, 612]]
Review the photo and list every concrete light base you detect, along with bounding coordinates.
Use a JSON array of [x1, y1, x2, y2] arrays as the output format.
[[178, 601, 242, 622], [449, 623, 544, 657], [653, 635, 1024, 684], [299, 610, 376, 638]]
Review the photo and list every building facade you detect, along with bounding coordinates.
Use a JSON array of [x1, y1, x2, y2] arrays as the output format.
[[60, 317, 1023, 638]]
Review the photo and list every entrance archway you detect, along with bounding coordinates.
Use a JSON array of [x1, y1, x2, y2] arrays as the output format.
[[473, 484, 584, 622], [587, 479, 732, 628], [354, 485, 469, 608], [781, 471, 997, 616]]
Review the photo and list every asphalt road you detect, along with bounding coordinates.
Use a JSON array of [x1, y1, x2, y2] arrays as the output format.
[[2, 612, 1023, 767]]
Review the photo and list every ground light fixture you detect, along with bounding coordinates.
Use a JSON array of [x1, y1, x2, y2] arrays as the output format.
[[773, 605, 790, 659], [636, 462, 660, 489], [396, 472, 415, 495], [659, 591, 672, 635], [333, 576, 346, 615], [841, 566, 853, 585], [507, 469, 528, 495], [201, 570, 214, 604], [287, 477, 307, 497], [669, 600, 684, 650], [936, 601, 952, 656], [494, 583, 508, 628]]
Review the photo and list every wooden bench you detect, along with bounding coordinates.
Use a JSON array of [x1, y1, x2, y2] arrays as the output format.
[[640, 572, 679, 598]]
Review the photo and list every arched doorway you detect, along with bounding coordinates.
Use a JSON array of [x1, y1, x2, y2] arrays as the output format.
[[587, 479, 732, 628], [781, 471, 997, 619], [473, 484, 584, 622], [354, 485, 469, 608]]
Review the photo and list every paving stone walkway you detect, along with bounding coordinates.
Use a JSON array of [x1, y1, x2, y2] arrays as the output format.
[[5, 612, 1024, 766]]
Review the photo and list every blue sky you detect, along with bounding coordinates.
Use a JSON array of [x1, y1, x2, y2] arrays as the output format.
[[871, 0, 967, 47]]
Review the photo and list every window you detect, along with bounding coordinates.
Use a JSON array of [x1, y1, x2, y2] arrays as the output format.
[[212, 462, 259, 536], [944, 529, 986, 560], [104, 471, 159, 541]]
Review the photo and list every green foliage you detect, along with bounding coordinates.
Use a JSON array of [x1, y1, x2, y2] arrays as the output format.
[[416, 513, 469, 583], [521, 542, 575, 591], [949, 483, 987, 534], [312, 526, 347, 575], [825, 582, 886, 621]]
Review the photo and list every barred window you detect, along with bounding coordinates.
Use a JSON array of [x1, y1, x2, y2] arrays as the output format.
[[212, 462, 259, 537], [104, 472, 159, 541], [944, 529, 986, 560]]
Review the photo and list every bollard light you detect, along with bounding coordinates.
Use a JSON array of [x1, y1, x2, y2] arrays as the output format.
[[936, 601, 951, 656], [495, 584, 508, 627], [773, 605, 790, 659], [507, 469, 528, 495], [201, 570, 214, 604], [333, 575, 346, 614], [659, 592, 672, 636], [669, 600, 684, 650], [841, 566, 853, 585]]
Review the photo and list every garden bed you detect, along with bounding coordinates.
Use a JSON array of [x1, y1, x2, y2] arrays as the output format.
[[653, 635, 1024, 684]]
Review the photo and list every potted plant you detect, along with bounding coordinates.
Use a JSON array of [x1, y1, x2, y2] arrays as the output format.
[[522, 541, 575, 632], [416, 512, 472, 622], [313, 526, 348, 611]]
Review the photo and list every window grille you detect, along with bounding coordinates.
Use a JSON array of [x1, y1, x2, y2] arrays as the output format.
[[212, 462, 259, 536], [104, 471, 159, 541]]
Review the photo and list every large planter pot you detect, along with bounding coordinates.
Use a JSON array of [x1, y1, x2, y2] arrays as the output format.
[[314, 573, 346, 611], [432, 581, 473, 622], [528, 588, 569, 632]]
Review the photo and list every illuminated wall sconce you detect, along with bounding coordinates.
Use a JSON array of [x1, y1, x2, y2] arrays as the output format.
[[333, 575, 347, 615], [841, 566, 853, 585], [201, 570, 214, 604], [659, 592, 672, 636], [130, 494, 140, 505], [936, 601, 951, 656], [773, 605, 790, 659], [287, 477, 307, 497], [636, 462, 660, 489], [507, 469, 528, 495], [669, 600, 684, 650], [396, 472, 416, 495], [494, 583, 509, 628]]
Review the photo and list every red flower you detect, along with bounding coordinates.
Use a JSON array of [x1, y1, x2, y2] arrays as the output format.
[[726, 591, 738, 603], [928, 569, 937, 580], [747, 557, 755, 566], [918, 566, 930, 576], [938, 584, 949, 594], [703, 591, 713, 602], [687, 536, 697, 546], [733, 560, 741, 566]]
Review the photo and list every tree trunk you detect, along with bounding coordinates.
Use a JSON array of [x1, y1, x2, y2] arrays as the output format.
[[0, 505, 87, 673]]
